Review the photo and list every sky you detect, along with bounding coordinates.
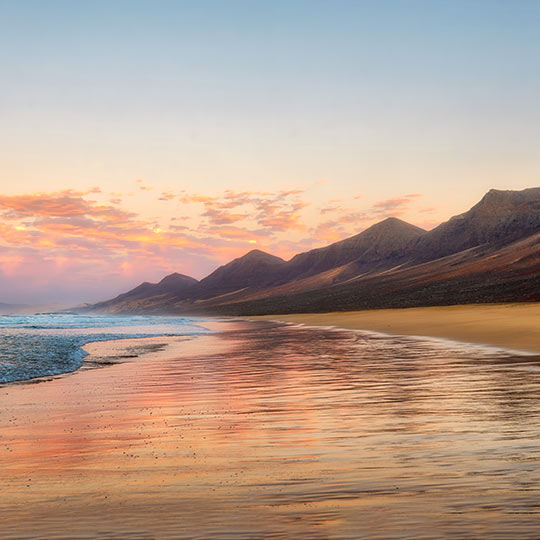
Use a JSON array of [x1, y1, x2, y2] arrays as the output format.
[[1, 0, 539, 305]]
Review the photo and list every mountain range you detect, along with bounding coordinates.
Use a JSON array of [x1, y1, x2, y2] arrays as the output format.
[[87, 188, 540, 315]]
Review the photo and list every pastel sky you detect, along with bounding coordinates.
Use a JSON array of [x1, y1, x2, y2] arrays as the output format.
[[1, 0, 539, 304]]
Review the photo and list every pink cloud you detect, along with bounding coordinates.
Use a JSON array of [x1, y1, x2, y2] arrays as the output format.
[[371, 194, 423, 215], [0, 186, 434, 304]]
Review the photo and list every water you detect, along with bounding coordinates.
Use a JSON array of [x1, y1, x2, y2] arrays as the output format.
[[2, 319, 540, 538], [0, 313, 211, 384]]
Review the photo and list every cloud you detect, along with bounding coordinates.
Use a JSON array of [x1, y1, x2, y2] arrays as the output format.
[[0, 190, 93, 218], [310, 220, 348, 243], [0, 190, 137, 222], [320, 204, 341, 215], [0, 188, 315, 302], [178, 189, 309, 232], [202, 208, 250, 225], [179, 193, 216, 204], [0, 185, 434, 304], [370, 194, 423, 216], [336, 211, 368, 224]]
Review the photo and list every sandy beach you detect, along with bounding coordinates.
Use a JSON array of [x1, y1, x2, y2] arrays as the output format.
[[253, 302, 540, 354], [2, 317, 540, 539]]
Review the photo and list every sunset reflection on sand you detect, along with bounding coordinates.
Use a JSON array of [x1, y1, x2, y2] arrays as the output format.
[[2, 320, 540, 539]]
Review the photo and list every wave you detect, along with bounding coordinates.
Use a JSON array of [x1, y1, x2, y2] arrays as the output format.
[[0, 314, 211, 384]]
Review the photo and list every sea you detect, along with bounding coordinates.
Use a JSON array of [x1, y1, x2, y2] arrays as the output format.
[[0, 313, 211, 384]]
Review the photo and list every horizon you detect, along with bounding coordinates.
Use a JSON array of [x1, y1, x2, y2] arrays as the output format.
[[1, 1, 540, 304], [2, 4, 540, 537]]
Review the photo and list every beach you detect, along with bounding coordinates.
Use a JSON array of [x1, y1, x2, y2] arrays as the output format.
[[253, 303, 540, 353], [2, 317, 540, 538]]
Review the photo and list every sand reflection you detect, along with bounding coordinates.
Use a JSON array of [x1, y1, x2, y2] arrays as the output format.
[[2, 321, 540, 539]]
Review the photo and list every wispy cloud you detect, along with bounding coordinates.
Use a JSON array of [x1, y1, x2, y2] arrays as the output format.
[[0, 186, 435, 303], [371, 194, 423, 216], [177, 189, 309, 232]]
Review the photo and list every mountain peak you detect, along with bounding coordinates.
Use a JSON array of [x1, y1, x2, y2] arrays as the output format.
[[284, 216, 425, 282], [88, 270, 198, 312], [414, 187, 540, 260], [238, 249, 285, 264], [192, 249, 286, 298], [158, 272, 198, 287], [363, 217, 425, 236], [474, 187, 540, 212], [377, 216, 411, 225]]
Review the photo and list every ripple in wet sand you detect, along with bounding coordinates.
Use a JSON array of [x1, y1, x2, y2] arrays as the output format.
[[1, 320, 540, 539]]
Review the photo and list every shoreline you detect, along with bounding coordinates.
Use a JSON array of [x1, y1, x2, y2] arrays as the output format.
[[250, 302, 540, 354], [1, 334, 200, 388], [3, 318, 540, 537], [0, 315, 219, 387]]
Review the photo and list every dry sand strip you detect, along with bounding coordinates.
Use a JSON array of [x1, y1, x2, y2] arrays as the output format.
[[252, 303, 540, 354]]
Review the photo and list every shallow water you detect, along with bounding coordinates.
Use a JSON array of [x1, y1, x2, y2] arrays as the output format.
[[0, 314, 211, 383], [1, 319, 540, 539]]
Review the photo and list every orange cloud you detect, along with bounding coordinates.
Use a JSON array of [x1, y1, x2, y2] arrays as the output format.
[[371, 194, 423, 214], [0, 186, 435, 304], [0, 188, 313, 300], [178, 189, 309, 232]]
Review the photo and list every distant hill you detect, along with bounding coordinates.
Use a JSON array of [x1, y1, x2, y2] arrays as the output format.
[[183, 249, 287, 300], [86, 187, 540, 315], [90, 273, 198, 313]]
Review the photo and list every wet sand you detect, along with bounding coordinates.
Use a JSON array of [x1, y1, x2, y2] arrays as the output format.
[[2, 319, 540, 539], [253, 303, 540, 353]]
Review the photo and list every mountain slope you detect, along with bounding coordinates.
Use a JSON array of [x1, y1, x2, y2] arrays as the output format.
[[282, 217, 426, 282], [412, 188, 540, 262], [88, 187, 540, 315], [202, 232, 540, 315], [91, 272, 198, 313], [180, 249, 287, 300]]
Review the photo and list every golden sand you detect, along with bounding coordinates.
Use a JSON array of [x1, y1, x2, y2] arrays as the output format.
[[3, 317, 540, 538], [252, 303, 540, 353]]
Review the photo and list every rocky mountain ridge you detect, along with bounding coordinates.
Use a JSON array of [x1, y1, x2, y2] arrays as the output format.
[[87, 188, 540, 314]]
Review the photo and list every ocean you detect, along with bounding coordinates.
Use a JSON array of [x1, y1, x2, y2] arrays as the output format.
[[0, 313, 211, 384]]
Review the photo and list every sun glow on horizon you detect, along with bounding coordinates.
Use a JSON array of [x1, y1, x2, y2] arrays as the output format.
[[1, 1, 539, 303]]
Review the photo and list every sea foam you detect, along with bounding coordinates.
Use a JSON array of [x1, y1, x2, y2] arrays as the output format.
[[0, 313, 211, 384]]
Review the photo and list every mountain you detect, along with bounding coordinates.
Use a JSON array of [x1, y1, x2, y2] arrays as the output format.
[[411, 188, 540, 262], [90, 272, 198, 313], [180, 249, 287, 300], [281, 217, 425, 282], [88, 188, 540, 315], [206, 232, 539, 315]]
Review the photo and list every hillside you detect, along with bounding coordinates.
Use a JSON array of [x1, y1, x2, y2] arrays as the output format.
[[91, 272, 198, 313], [180, 250, 287, 300], [87, 188, 540, 315], [280, 217, 425, 282], [411, 188, 540, 262]]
